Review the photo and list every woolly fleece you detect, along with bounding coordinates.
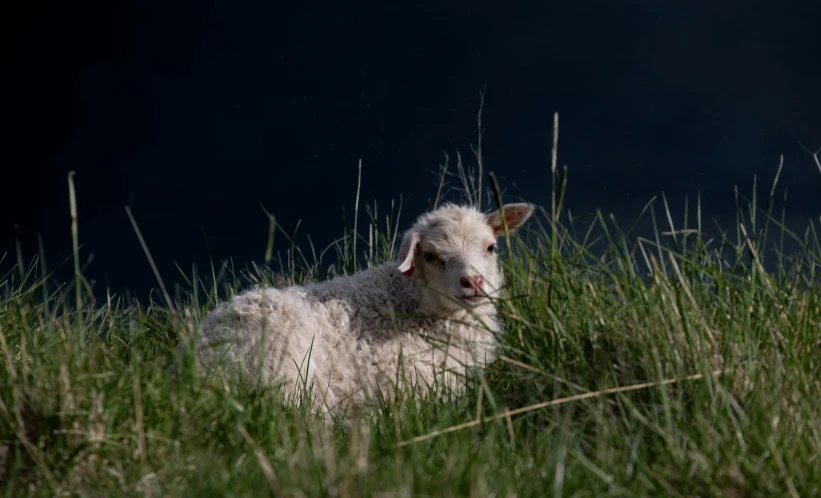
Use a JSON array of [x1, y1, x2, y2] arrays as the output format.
[[191, 202, 534, 418]]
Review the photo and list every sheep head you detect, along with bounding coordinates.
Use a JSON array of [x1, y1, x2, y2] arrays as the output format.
[[397, 202, 534, 314]]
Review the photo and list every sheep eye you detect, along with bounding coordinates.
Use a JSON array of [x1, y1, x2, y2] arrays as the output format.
[[423, 253, 439, 263], [487, 244, 496, 254]]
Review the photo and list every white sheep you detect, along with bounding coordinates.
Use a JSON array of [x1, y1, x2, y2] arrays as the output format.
[[190, 202, 535, 419]]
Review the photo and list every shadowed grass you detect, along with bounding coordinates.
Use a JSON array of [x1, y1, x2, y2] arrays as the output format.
[[2, 134, 821, 496]]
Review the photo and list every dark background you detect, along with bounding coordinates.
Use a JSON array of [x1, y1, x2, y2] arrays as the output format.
[[5, 0, 821, 300]]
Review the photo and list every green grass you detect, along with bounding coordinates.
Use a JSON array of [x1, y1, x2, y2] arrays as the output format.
[[2, 147, 821, 497]]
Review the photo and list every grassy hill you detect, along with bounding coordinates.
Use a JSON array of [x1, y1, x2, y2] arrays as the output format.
[[2, 148, 820, 497]]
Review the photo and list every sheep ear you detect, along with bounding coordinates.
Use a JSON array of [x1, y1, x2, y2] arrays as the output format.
[[397, 230, 420, 276], [486, 203, 535, 237]]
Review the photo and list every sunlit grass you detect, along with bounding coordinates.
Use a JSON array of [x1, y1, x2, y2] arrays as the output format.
[[2, 126, 820, 496]]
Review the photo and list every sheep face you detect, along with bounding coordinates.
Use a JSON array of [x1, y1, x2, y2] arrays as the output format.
[[397, 203, 534, 314]]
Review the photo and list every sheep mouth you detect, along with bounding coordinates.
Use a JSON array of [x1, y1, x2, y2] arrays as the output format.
[[458, 295, 488, 306]]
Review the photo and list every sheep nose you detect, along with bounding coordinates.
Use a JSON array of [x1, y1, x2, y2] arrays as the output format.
[[460, 276, 484, 291]]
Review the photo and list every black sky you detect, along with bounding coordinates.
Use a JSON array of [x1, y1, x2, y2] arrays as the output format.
[[5, 0, 821, 299]]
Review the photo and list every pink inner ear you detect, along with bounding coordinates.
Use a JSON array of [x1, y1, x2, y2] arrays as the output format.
[[399, 247, 415, 276], [506, 210, 524, 225]]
